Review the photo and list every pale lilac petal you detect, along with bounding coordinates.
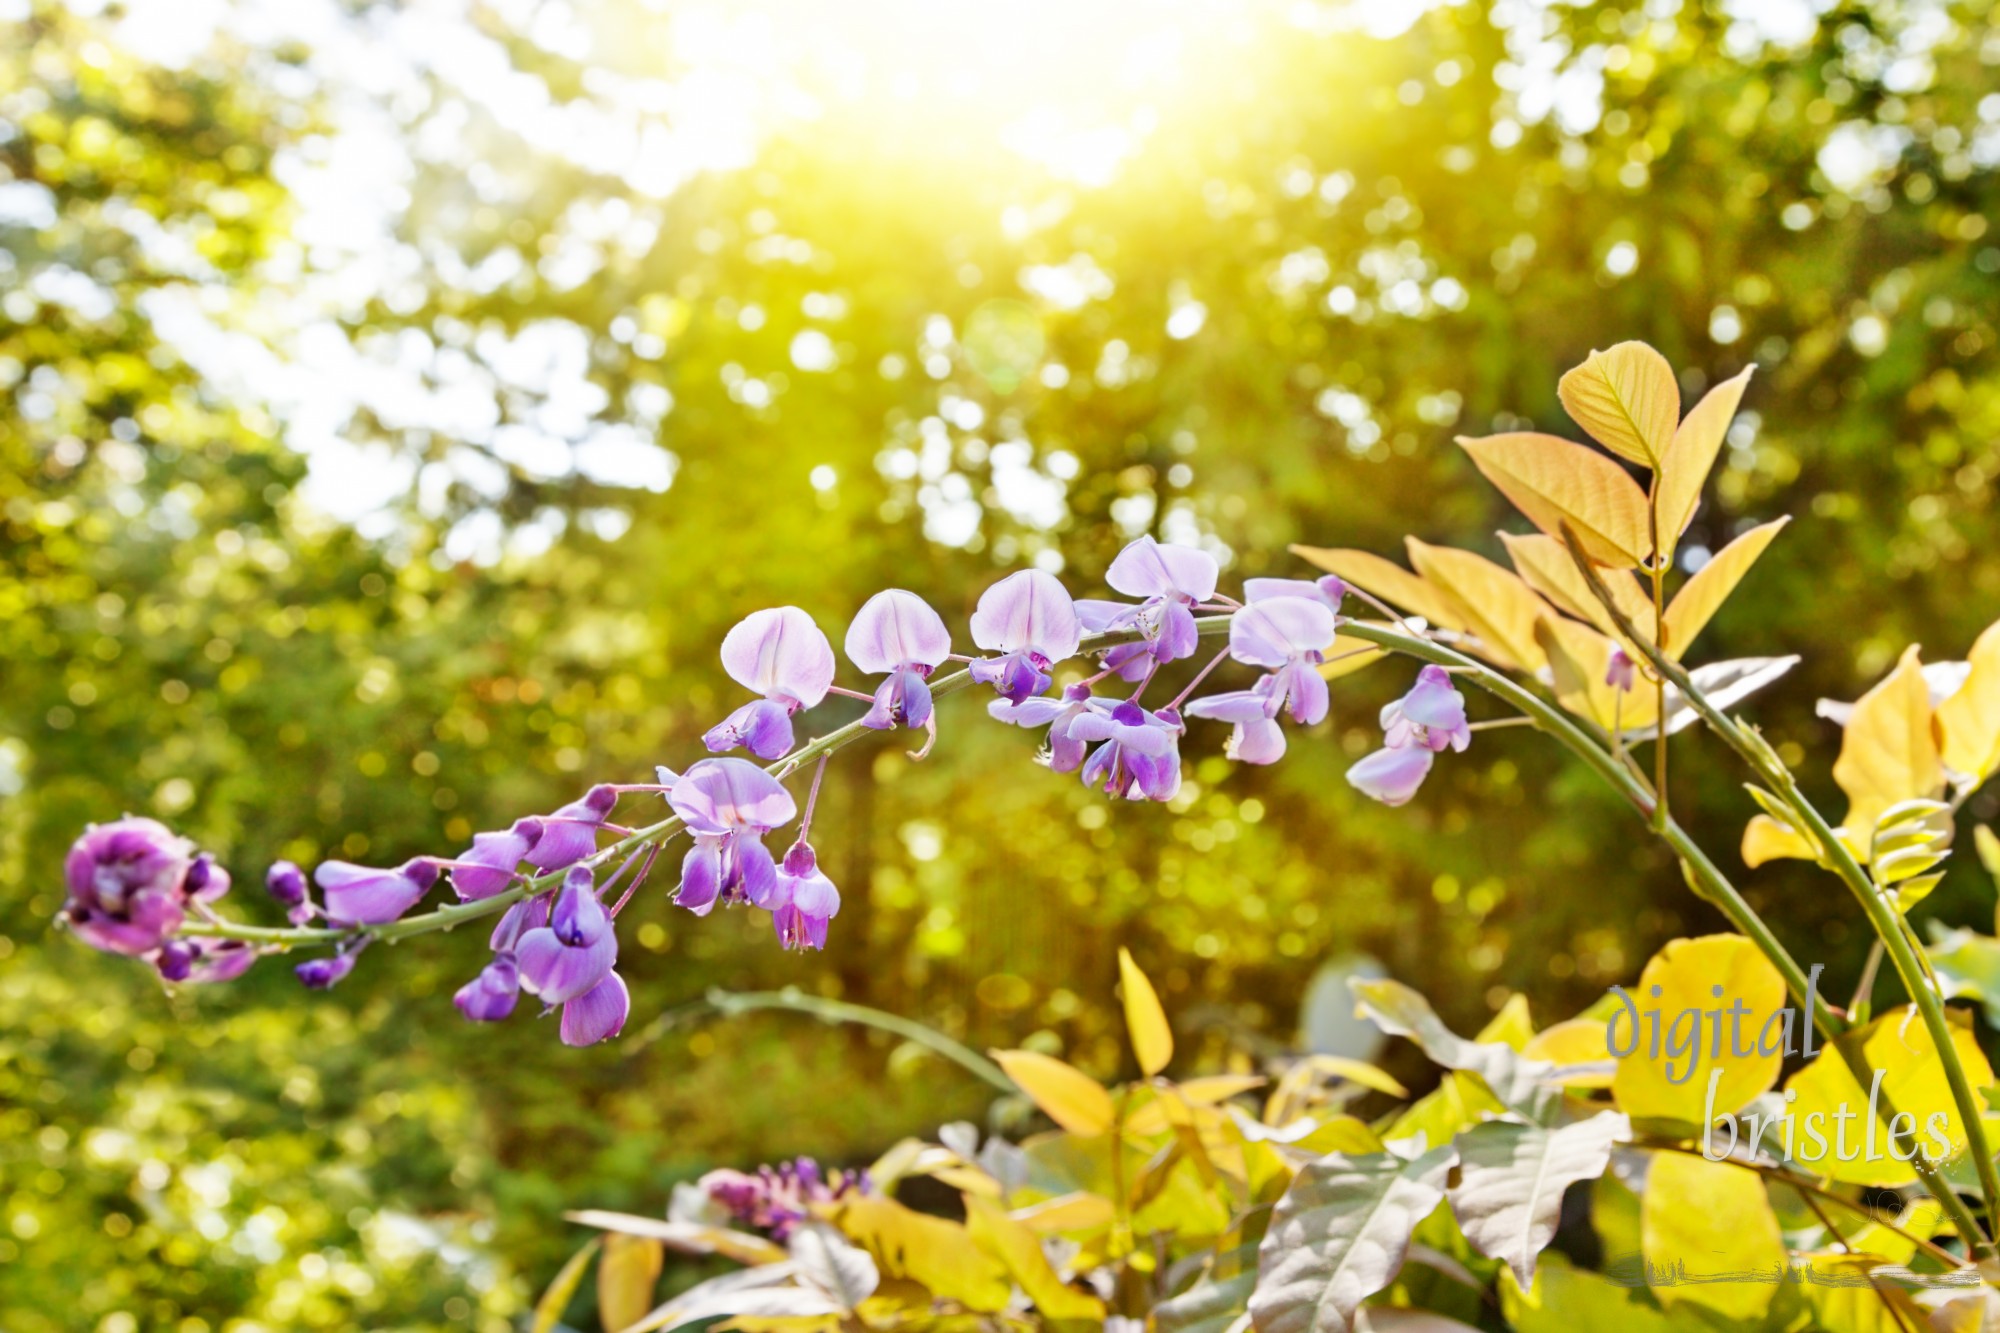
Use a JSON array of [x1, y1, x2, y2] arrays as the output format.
[[719, 607, 835, 706], [1157, 600, 1199, 662], [989, 697, 1069, 727], [1185, 688, 1277, 724], [1273, 661, 1331, 726], [516, 926, 617, 1004], [969, 570, 1081, 659], [490, 897, 548, 952], [454, 956, 520, 1022], [1074, 598, 1138, 633], [1346, 746, 1435, 806], [1229, 596, 1336, 667], [737, 836, 779, 908], [704, 698, 795, 759], [560, 971, 630, 1046], [845, 589, 951, 672], [1228, 717, 1288, 765], [792, 871, 840, 921], [1245, 576, 1346, 615], [669, 759, 797, 833], [317, 859, 439, 926], [1106, 536, 1220, 602], [676, 837, 724, 913]]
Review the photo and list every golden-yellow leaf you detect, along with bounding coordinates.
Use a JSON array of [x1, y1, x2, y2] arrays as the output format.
[[1535, 615, 1657, 733], [1557, 341, 1681, 467], [1640, 1152, 1785, 1323], [990, 1050, 1115, 1136], [1659, 517, 1789, 658], [1498, 531, 1655, 643], [1657, 366, 1755, 552], [1783, 1005, 1997, 1186], [1290, 545, 1466, 629], [1611, 934, 1786, 1125], [829, 1195, 1012, 1311], [1832, 645, 1945, 835], [1009, 1191, 1116, 1234], [1117, 947, 1173, 1078], [1741, 813, 1820, 868], [1174, 1074, 1269, 1104], [1936, 618, 2000, 782], [597, 1233, 663, 1333], [1405, 538, 1549, 672], [1458, 433, 1654, 568], [964, 1196, 1106, 1321], [1522, 1019, 1615, 1088], [1475, 992, 1535, 1048]]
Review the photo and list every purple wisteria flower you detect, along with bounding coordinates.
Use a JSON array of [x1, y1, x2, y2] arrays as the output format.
[[770, 841, 840, 951], [1184, 590, 1338, 764], [1242, 574, 1346, 616], [1606, 646, 1637, 693], [989, 684, 1109, 773], [451, 817, 544, 901], [1073, 700, 1185, 801], [968, 569, 1081, 703], [454, 954, 521, 1022], [517, 865, 618, 1004], [846, 589, 952, 731], [61, 817, 200, 957], [315, 857, 441, 926], [155, 938, 258, 985], [296, 950, 359, 990], [1185, 674, 1288, 765], [668, 758, 799, 915], [527, 785, 618, 871], [1347, 666, 1472, 807], [703, 607, 836, 760], [1076, 536, 1220, 681], [702, 1158, 872, 1241]]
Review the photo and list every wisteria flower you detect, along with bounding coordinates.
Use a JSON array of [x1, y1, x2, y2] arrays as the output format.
[[559, 971, 630, 1047], [454, 954, 521, 1023], [527, 786, 618, 872], [1073, 701, 1184, 802], [1076, 537, 1220, 680], [704, 607, 836, 760], [155, 938, 258, 985], [771, 842, 840, 951], [1606, 646, 1637, 693], [969, 569, 1081, 703], [1381, 666, 1470, 753], [1228, 594, 1336, 725], [702, 1158, 871, 1240], [1244, 574, 1346, 616], [315, 857, 441, 926], [989, 685, 1109, 773], [1185, 675, 1288, 765], [296, 950, 359, 990], [669, 758, 799, 915], [450, 817, 544, 901], [61, 817, 198, 957], [517, 865, 618, 1004], [846, 589, 951, 731]]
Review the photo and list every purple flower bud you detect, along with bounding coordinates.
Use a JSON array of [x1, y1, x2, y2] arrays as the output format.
[[771, 851, 840, 952], [704, 697, 797, 760], [559, 970, 630, 1046], [315, 858, 441, 926], [156, 940, 199, 982], [265, 861, 308, 908], [454, 955, 520, 1023], [526, 786, 618, 871], [185, 853, 230, 903], [451, 817, 543, 901], [296, 951, 359, 990], [551, 865, 610, 947], [1346, 744, 1436, 806], [61, 817, 196, 956], [1606, 646, 1637, 693]]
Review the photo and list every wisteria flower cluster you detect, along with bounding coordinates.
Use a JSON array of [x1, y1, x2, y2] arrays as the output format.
[[57, 532, 1471, 1046], [697, 1156, 874, 1241]]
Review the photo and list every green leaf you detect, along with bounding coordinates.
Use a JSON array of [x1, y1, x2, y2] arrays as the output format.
[[1445, 1111, 1630, 1287], [1929, 924, 2000, 1026], [531, 1237, 599, 1333], [1499, 1252, 1679, 1333], [1639, 1151, 1786, 1323], [1248, 1143, 1457, 1333]]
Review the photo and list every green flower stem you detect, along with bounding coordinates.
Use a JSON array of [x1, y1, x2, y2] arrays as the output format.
[[701, 987, 1014, 1093], [1340, 618, 1994, 1257], [1556, 530, 2000, 1251]]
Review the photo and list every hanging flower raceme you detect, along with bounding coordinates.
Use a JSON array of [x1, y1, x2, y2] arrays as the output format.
[[1073, 701, 1185, 801], [1184, 588, 1339, 764], [845, 589, 951, 732], [969, 569, 1081, 703], [703, 607, 836, 760], [770, 841, 840, 951], [61, 817, 216, 958], [1347, 666, 1471, 807], [990, 684, 1109, 774], [669, 758, 799, 915], [1076, 536, 1220, 681]]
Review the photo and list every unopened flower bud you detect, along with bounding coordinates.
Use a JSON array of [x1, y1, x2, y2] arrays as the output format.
[[265, 861, 308, 907], [295, 952, 358, 990]]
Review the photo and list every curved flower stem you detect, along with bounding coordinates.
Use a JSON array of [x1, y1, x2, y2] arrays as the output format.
[[174, 619, 1230, 951], [1556, 529, 2000, 1250], [701, 987, 1014, 1093], [1340, 619, 1996, 1257]]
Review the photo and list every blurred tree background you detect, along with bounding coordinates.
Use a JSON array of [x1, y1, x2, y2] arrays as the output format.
[[6, 0, 2000, 1326]]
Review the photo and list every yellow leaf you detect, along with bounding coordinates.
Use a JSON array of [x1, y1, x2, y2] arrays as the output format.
[[1405, 538, 1549, 671], [1297, 1056, 1408, 1099], [1936, 618, 2000, 782], [1290, 545, 1466, 629], [1535, 615, 1656, 733], [1832, 645, 1945, 834], [1009, 1191, 1117, 1234], [1795, 1252, 1933, 1333], [990, 1050, 1115, 1136], [1782, 1004, 1997, 1186], [1522, 1019, 1615, 1089], [1557, 341, 1681, 467], [1611, 935, 1785, 1125], [1475, 992, 1535, 1049], [828, 1195, 1012, 1311], [1458, 432, 1654, 568], [1639, 1152, 1785, 1323], [1117, 948, 1173, 1078], [1659, 517, 1789, 658], [1499, 532, 1655, 643], [530, 1238, 599, 1333], [964, 1196, 1106, 1321], [598, 1233, 663, 1333], [1656, 366, 1755, 551], [1741, 813, 1821, 867]]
